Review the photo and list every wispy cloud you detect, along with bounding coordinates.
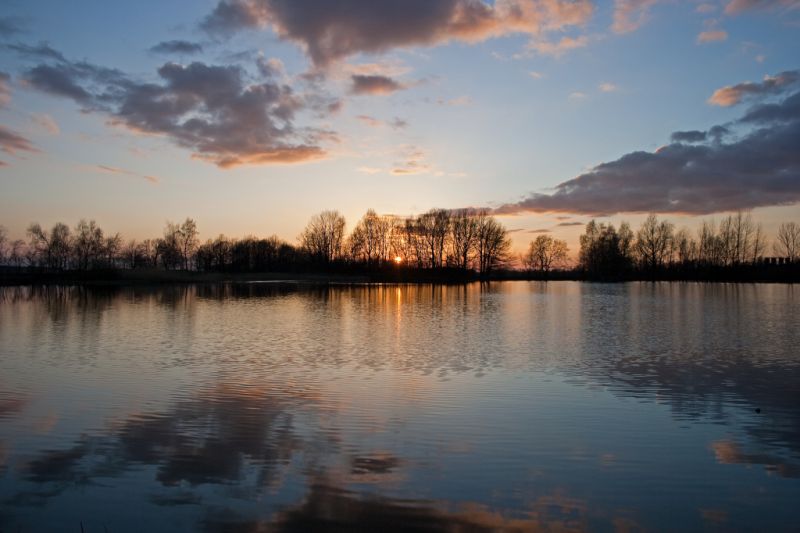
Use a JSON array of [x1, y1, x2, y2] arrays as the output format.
[[350, 74, 407, 95], [439, 95, 472, 106], [527, 35, 588, 57], [708, 70, 799, 106], [0, 16, 25, 38], [612, 0, 662, 34], [724, 0, 800, 15], [697, 29, 728, 43], [30, 113, 60, 135], [149, 40, 204, 55], [598, 82, 618, 92], [0, 71, 10, 107], [0, 124, 38, 166], [91, 164, 160, 184]]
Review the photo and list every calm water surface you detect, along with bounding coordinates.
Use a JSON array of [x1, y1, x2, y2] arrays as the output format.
[[0, 282, 798, 532]]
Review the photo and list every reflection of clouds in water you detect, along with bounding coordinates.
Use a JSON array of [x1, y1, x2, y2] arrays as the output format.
[[202, 483, 603, 533], [0, 395, 26, 418], [13, 381, 336, 505], [1, 283, 799, 530], [711, 440, 800, 479]]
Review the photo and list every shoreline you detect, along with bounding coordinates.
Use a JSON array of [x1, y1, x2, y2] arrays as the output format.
[[0, 267, 797, 286]]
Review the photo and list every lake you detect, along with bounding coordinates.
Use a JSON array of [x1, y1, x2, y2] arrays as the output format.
[[0, 282, 798, 532]]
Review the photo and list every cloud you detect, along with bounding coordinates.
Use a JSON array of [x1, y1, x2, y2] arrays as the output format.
[[529, 228, 552, 233], [556, 221, 584, 226], [0, 125, 37, 156], [0, 71, 10, 107], [390, 117, 408, 129], [724, 0, 800, 15], [357, 115, 409, 129], [20, 49, 329, 167], [494, 85, 800, 216], [598, 82, 618, 92], [30, 113, 60, 135], [670, 130, 708, 143], [568, 91, 587, 100], [529, 71, 544, 79], [350, 74, 406, 95], [696, 3, 717, 13], [612, 0, 662, 34], [391, 145, 432, 175], [708, 70, 799, 106], [697, 29, 728, 43], [356, 115, 383, 127], [6, 42, 66, 62], [527, 35, 588, 56], [149, 40, 204, 55], [91, 164, 159, 184], [201, 0, 595, 66], [438, 95, 473, 106], [0, 17, 24, 38], [357, 166, 383, 174]]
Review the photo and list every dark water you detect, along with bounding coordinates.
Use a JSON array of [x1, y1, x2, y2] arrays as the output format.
[[0, 282, 798, 532]]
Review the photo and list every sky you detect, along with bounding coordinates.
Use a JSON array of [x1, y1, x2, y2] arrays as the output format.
[[0, 0, 798, 253]]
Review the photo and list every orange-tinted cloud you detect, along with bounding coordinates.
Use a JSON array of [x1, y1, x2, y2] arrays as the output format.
[[91, 164, 160, 184], [0, 72, 10, 108], [20, 51, 331, 168], [725, 0, 800, 15], [708, 69, 798, 106], [494, 85, 800, 215], [350, 74, 407, 95], [202, 0, 595, 66], [612, 0, 662, 34], [697, 29, 728, 43], [0, 125, 38, 157], [528, 35, 588, 56]]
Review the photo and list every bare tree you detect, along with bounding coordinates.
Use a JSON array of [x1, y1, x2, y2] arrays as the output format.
[[750, 223, 766, 264], [159, 222, 183, 270], [635, 214, 673, 271], [774, 222, 800, 262], [349, 209, 392, 265], [674, 227, 697, 265], [300, 210, 346, 263], [9, 239, 26, 267], [475, 211, 510, 275], [179, 218, 198, 270], [523, 235, 568, 273], [27, 222, 71, 269], [449, 209, 479, 270], [0, 225, 7, 265], [103, 233, 122, 268], [73, 219, 104, 270], [418, 209, 450, 268], [121, 239, 140, 269]]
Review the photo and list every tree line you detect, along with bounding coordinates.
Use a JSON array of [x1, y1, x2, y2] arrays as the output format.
[[572, 213, 799, 279], [2, 210, 797, 281], [0, 208, 512, 277]]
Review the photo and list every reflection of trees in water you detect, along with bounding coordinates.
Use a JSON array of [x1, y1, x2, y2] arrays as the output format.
[[571, 283, 800, 474]]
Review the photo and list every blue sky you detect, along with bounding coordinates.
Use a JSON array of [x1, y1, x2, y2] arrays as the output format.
[[0, 0, 798, 251]]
